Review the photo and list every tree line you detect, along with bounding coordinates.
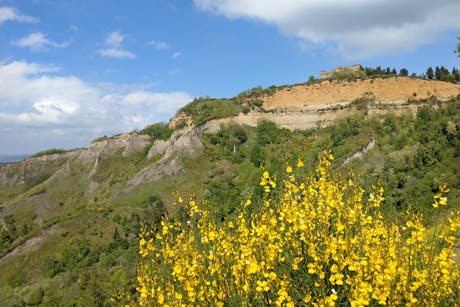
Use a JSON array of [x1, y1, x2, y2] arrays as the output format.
[[361, 65, 459, 82]]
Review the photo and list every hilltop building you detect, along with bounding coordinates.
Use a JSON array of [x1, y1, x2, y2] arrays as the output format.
[[320, 64, 362, 79]]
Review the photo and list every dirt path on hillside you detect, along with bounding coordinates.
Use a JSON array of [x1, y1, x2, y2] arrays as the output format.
[[0, 223, 61, 264]]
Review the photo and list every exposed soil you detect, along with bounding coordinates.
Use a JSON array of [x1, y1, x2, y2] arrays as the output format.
[[0, 223, 61, 264], [263, 77, 460, 109]]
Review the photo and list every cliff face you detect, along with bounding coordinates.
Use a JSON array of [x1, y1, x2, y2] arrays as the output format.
[[0, 134, 150, 188], [200, 100, 422, 132], [0, 130, 196, 195], [263, 77, 460, 109], [0, 151, 83, 187]]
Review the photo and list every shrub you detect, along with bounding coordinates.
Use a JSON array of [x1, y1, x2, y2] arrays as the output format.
[[256, 120, 290, 145], [181, 98, 244, 125], [32, 148, 68, 158], [134, 152, 460, 306], [175, 119, 187, 130], [140, 123, 172, 140], [330, 69, 366, 80]]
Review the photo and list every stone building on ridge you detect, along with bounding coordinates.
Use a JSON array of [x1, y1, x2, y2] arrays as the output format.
[[320, 64, 362, 79]]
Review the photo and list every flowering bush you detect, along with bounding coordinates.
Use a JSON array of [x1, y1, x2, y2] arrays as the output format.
[[134, 152, 460, 306]]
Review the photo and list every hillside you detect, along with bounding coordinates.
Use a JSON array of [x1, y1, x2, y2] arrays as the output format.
[[0, 76, 459, 305]]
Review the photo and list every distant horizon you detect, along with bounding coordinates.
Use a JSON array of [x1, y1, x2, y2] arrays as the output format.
[[0, 154, 31, 163]]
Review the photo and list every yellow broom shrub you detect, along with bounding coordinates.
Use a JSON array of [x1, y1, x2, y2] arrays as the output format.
[[134, 152, 460, 306]]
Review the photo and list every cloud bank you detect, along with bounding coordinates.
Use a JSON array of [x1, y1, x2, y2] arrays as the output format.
[[194, 0, 460, 59], [0, 61, 192, 154]]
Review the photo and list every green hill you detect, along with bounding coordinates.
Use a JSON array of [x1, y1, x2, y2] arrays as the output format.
[[0, 77, 459, 305]]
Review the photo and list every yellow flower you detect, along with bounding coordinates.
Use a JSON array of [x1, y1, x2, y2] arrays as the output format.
[[439, 197, 447, 206], [256, 280, 269, 292], [296, 159, 304, 168], [134, 152, 460, 306], [262, 171, 270, 179]]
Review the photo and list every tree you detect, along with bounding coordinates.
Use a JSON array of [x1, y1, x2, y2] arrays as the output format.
[[452, 67, 460, 82], [426, 67, 434, 79], [435, 66, 441, 80], [399, 68, 408, 76], [439, 66, 450, 81], [250, 144, 264, 167], [455, 36, 460, 57]]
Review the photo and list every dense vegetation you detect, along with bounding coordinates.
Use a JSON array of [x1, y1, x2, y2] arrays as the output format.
[[139, 122, 172, 141], [180, 97, 245, 125], [31, 148, 70, 158], [135, 153, 459, 306]]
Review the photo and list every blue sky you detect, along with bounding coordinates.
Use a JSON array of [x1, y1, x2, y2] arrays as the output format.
[[1, 0, 459, 155]]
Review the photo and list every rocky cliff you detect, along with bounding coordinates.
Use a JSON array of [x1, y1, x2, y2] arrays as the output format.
[[263, 77, 459, 109]]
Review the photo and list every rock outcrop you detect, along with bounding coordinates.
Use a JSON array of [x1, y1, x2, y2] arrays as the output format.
[[127, 128, 204, 187], [77, 133, 151, 164], [0, 150, 83, 187]]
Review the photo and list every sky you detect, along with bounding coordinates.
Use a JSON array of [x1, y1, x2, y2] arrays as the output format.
[[0, 0, 459, 155]]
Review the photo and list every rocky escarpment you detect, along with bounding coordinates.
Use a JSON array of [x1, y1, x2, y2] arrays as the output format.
[[0, 150, 83, 187], [0, 129, 205, 201], [80, 133, 151, 164], [127, 127, 204, 187], [199, 100, 420, 133], [262, 77, 460, 109], [173, 77, 459, 133], [0, 134, 150, 188]]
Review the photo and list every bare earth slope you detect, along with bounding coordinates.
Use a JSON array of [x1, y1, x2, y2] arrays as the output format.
[[263, 77, 460, 109]]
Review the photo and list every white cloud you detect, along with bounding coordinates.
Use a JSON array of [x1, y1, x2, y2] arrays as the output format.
[[194, 0, 460, 59], [97, 48, 136, 59], [0, 61, 59, 77], [13, 32, 70, 51], [0, 6, 38, 25], [121, 91, 192, 113], [147, 40, 171, 50], [98, 31, 136, 59], [171, 52, 183, 59], [105, 31, 124, 47], [0, 60, 193, 154]]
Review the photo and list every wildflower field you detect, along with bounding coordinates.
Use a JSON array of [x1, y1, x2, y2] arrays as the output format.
[[135, 152, 460, 306]]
